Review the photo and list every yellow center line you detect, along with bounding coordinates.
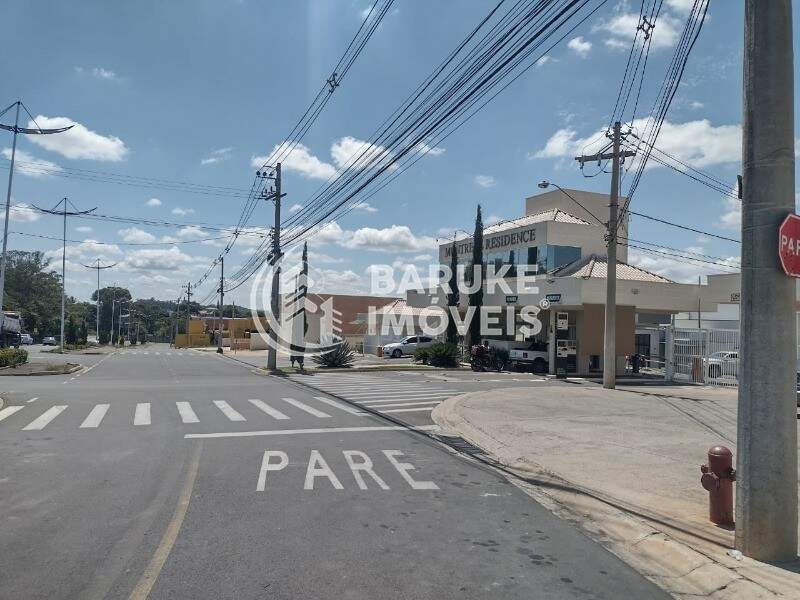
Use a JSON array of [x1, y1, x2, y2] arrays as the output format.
[[128, 442, 203, 600]]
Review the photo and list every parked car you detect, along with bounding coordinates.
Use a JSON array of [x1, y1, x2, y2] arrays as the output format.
[[382, 336, 435, 358], [508, 348, 549, 373], [20, 333, 33, 345], [42, 336, 57, 346], [704, 351, 738, 378]]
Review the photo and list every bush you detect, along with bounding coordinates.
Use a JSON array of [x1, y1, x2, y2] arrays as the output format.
[[99, 331, 110, 345], [0, 348, 28, 367], [312, 341, 356, 368], [426, 342, 459, 368], [413, 347, 431, 364]]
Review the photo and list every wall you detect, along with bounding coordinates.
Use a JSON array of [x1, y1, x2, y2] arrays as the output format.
[[576, 304, 635, 375]]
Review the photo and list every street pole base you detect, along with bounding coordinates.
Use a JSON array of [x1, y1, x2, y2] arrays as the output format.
[[216, 348, 223, 354]]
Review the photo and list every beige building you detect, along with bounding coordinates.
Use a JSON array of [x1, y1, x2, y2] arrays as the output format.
[[413, 187, 716, 375]]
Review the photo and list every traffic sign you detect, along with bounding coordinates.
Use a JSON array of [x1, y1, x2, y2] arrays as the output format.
[[778, 213, 800, 277]]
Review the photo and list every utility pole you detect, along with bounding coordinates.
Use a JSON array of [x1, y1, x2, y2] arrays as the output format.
[[110, 287, 116, 344], [217, 256, 224, 354], [183, 281, 192, 340], [0, 101, 72, 321], [82, 259, 116, 343], [35, 198, 96, 352], [575, 122, 635, 389], [736, 0, 797, 561], [264, 163, 282, 371]]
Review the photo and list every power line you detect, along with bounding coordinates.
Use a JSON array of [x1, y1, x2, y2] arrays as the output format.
[[628, 209, 740, 243]]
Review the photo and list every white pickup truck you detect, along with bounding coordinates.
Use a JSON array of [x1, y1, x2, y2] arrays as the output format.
[[508, 347, 549, 373], [0, 311, 21, 348]]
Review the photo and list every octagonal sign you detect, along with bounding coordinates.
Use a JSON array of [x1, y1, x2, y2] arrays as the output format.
[[779, 213, 800, 277]]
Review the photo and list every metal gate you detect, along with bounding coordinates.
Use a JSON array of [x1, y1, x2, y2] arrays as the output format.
[[668, 327, 740, 387]]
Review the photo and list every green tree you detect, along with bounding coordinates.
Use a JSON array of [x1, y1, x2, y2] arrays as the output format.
[[78, 320, 88, 345], [467, 204, 484, 346], [3, 251, 62, 336], [65, 314, 78, 345], [446, 240, 459, 345], [93, 286, 131, 342]]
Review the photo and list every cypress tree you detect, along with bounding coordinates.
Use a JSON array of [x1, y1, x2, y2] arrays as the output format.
[[468, 205, 484, 345], [446, 240, 459, 345]]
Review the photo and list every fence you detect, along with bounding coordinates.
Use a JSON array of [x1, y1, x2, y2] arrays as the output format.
[[668, 327, 740, 387]]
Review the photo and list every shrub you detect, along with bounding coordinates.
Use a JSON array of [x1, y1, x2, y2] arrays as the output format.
[[0, 348, 28, 368], [413, 347, 431, 364], [99, 330, 110, 345], [426, 342, 459, 368], [312, 341, 356, 368]]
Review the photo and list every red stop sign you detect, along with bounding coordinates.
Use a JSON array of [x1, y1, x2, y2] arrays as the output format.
[[779, 213, 800, 277]]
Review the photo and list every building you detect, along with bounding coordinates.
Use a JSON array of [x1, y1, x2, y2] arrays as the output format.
[[409, 187, 716, 375]]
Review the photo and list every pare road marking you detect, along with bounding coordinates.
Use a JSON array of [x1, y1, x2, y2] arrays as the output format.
[[256, 449, 439, 491]]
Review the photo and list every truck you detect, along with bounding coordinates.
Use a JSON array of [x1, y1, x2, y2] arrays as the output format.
[[507, 340, 549, 374], [0, 311, 22, 348]]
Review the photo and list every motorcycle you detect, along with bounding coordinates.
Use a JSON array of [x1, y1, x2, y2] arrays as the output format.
[[470, 344, 505, 372]]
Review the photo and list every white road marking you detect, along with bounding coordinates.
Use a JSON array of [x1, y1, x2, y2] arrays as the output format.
[[134, 403, 151, 426], [304, 450, 344, 490], [312, 396, 367, 416], [213, 400, 246, 421], [247, 399, 289, 420], [176, 402, 199, 423], [321, 388, 449, 396], [282, 397, 331, 418], [256, 451, 288, 491], [80, 404, 110, 428], [383, 450, 439, 490], [26, 397, 39, 403], [185, 424, 440, 439], [343, 450, 389, 490], [380, 407, 436, 414], [0, 406, 24, 422], [357, 394, 451, 403], [364, 401, 443, 409], [23, 405, 68, 430]]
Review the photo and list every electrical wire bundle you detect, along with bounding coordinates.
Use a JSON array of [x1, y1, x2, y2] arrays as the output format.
[[225, 0, 614, 292]]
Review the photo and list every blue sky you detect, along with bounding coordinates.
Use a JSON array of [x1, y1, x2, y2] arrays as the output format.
[[0, 0, 795, 306]]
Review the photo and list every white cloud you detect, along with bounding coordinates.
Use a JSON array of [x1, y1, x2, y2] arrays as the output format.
[[76, 66, 120, 81], [0, 202, 41, 222], [665, 0, 695, 14], [533, 118, 741, 168], [352, 202, 378, 213], [340, 225, 437, 252], [26, 116, 128, 161], [474, 174, 496, 188], [690, 101, 704, 110], [177, 225, 207, 239], [1, 148, 61, 178], [629, 246, 739, 283], [145, 197, 162, 207], [75, 225, 92, 233], [412, 254, 433, 262], [416, 142, 446, 157], [594, 12, 682, 51], [567, 36, 592, 57], [123, 247, 194, 271], [118, 227, 156, 243], [251, 143, 337, 180], [331, 136, 393, 171], [201, 147, 232, 165], [172, 207, 195, 216], [486, 214, 502, 225], [535, 55, 554, 67], [289, 203, 304, 214], [718, 195, 741, 230]]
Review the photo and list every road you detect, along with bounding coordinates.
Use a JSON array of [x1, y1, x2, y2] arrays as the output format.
[[0, 343, 670, 599]]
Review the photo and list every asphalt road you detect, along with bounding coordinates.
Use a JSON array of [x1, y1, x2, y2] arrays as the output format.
[[0, 343, 670, 599]]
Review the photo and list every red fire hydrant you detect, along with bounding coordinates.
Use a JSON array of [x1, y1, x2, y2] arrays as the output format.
[[700, 446, 736, 526]]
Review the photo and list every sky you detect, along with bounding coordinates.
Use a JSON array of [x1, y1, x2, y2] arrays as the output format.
[[0, 0, 796, 308]]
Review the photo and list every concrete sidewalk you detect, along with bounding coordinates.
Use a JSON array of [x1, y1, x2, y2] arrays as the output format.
[[432, 381, 800, 599]]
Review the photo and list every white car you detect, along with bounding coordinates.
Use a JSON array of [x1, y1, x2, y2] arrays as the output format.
[[704, 351, 738, 379], [20, 333, 33, 345], [383, 336, 435, 359]]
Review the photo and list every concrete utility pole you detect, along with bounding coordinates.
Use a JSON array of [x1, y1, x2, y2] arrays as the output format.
[[184, 281, 192, 340], [0, 101, 73, 320], [736, 0, 797, 561], [575, 122, 635, 389], [267, 163, 282, 371], [217, 256, 224, 354], [82, 259, 116, 343], [35, 198, 96, 352]]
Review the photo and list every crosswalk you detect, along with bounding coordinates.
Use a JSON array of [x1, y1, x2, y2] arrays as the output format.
[[288, 373, 458, 416], [0, 396, 365, 433]]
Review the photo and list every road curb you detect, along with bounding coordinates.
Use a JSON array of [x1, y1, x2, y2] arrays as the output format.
[[432, 393, 796, 599]]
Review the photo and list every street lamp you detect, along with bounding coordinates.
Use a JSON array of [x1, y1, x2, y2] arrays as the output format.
[[114, 298, 131, 345]]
